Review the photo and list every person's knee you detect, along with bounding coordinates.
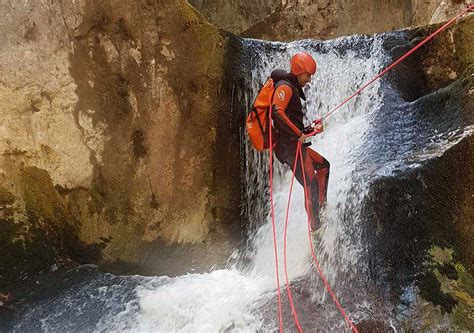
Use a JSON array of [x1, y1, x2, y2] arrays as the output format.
[[315, 158, 330, 171], [323, 158, 330, 170]]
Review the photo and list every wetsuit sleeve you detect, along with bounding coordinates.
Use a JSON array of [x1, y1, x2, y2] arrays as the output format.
[[271, 84, 302, 138]]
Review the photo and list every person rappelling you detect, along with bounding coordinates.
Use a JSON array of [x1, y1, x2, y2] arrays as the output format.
[[246, 52, 328, 230]]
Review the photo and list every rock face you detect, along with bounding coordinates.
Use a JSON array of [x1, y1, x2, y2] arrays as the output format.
[[1, 3, 472, 329], [360, 16, 473, 330], [0, 0, 242, 289], [431, 0, 470, 24], [248, 0, 472, 41], [188, 0, 281, 34], [190, 0, 471, 41]]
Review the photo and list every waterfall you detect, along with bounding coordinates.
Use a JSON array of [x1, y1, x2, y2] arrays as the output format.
[[239, 34, 390, 330]]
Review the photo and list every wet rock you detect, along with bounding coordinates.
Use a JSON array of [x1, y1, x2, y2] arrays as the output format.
[[385, 15, 473, 101], [361, 84, 473, 329], [430, 0, 469, 24], [0, 167, 103, 288], [352, 13, 473, 329], [0, 0, 241, 291], [356, 320, 393, 332]]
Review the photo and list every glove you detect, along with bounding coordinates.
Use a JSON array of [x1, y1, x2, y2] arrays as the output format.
[[303, 119, 324, 136]]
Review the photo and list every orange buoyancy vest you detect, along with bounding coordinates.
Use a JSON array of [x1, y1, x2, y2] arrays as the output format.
[[246, 70, 306, 151]]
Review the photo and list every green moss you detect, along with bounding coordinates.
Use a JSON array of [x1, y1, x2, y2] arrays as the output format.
[[456, 263, 474, 295], [176, 0, 225, 84], [419, 269, 457, 313], [420, 246, 474, 329], [429, 246, 454, 264]]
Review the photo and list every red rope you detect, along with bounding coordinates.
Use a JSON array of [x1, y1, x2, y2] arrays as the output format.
[[311, 4, 474, 126], [268, 108, 284, 332], [297, 144, 359, 333], [283, 143, 304, 332]]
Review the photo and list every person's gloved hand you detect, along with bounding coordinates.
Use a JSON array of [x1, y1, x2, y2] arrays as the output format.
[[313, 121, 323, 134], [303, 119, 324, 136]]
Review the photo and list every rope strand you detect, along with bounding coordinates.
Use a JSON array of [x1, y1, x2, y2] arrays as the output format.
[[283, 143, 304, 332], [268, 109, 284, 332], [298, 145, 358, 332], [264, 6, 473, 330]]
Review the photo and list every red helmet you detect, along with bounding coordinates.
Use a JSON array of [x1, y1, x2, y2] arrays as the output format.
[[290, 52, 317, 76]]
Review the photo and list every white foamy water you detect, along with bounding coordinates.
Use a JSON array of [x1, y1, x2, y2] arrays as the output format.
[[132, 271, 266, 332]]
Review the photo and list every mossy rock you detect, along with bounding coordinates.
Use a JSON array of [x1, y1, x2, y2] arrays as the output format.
[[418, 246, 474, 329], [0, 167, 105, 296]]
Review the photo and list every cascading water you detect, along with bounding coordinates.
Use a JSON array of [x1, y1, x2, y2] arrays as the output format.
[[9, 29, 472, 332]]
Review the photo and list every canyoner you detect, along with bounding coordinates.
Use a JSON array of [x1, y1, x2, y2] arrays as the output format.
[[247, 52, 328, 230]]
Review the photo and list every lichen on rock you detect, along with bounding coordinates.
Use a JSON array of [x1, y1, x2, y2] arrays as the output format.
[[416, 246, 474, 330]]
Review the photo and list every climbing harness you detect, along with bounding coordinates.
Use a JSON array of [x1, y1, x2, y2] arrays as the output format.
[[266, 4, 474, 332]]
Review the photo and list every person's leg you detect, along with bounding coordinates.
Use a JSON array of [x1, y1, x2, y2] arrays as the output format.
[[274, 138, 297, 171], [274, 140, 329, 229], [295, 146, 330, 229], [305, 148, 330, 208], [296, 146, 320, 228]]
